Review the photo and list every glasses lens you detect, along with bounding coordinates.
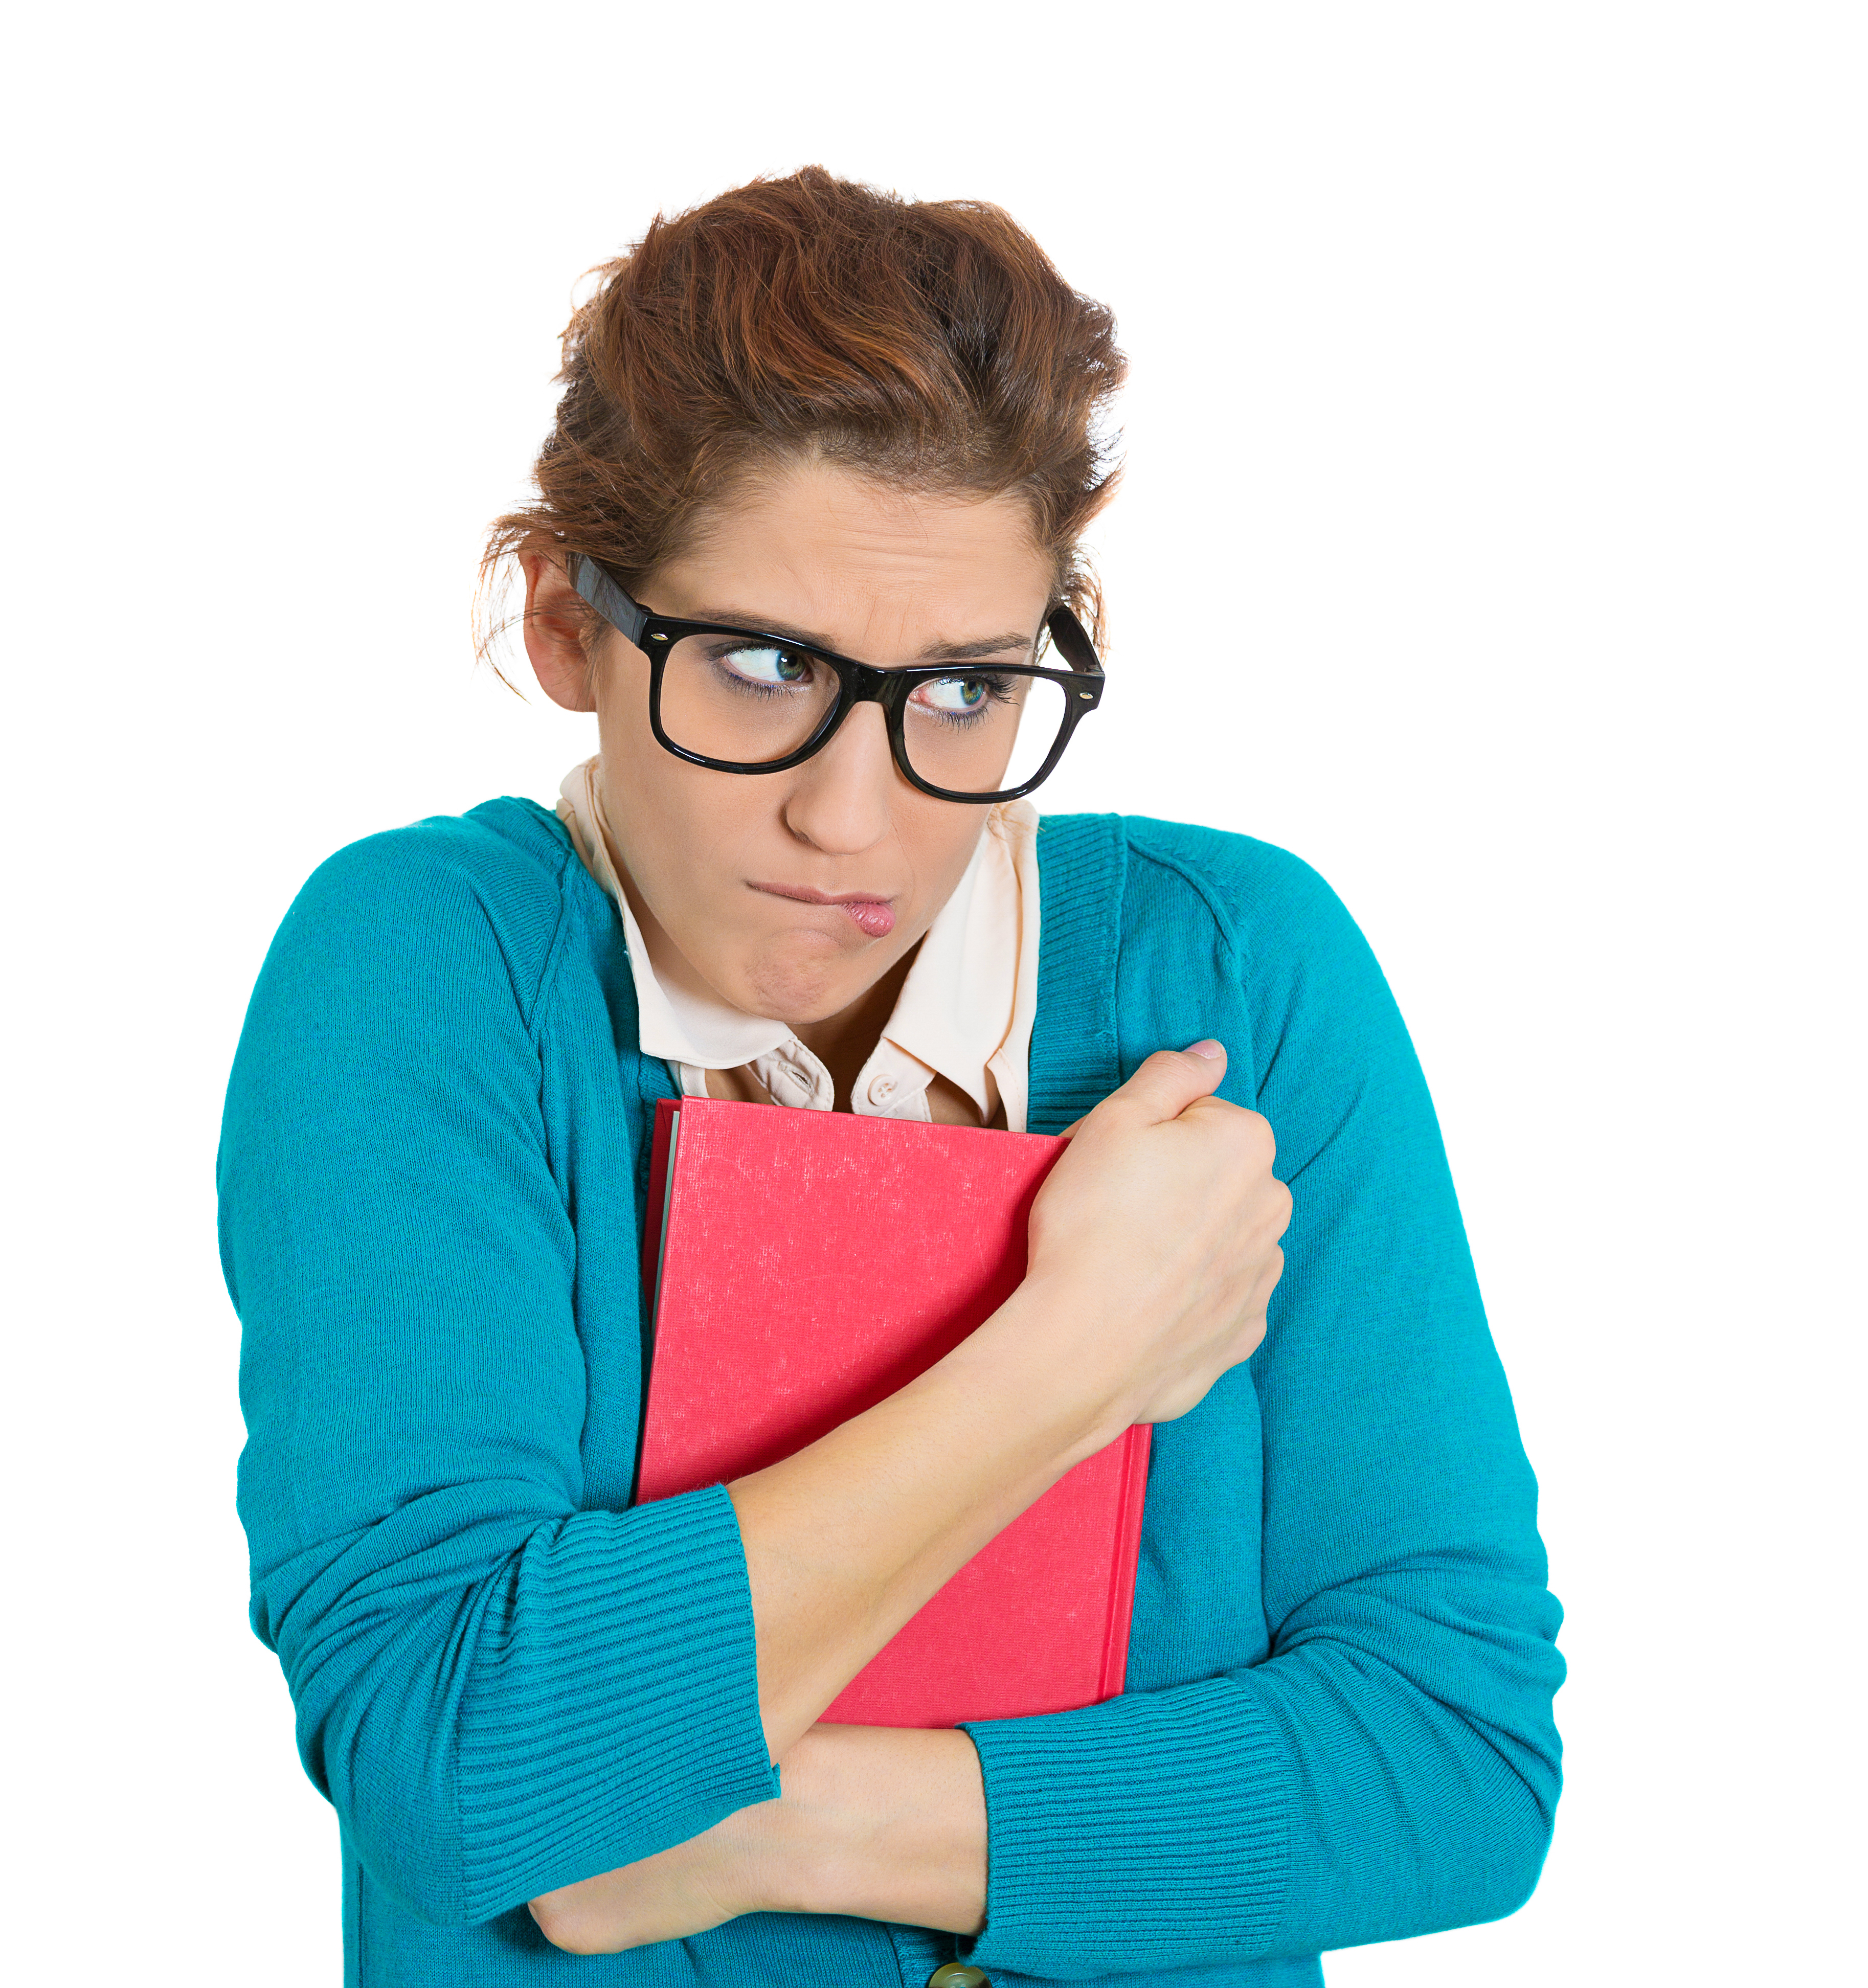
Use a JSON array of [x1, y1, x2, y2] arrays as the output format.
[[658, 634, 840, 765], [899, 667, 1071, 797]]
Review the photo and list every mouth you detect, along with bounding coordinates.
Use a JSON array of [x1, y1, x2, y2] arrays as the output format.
[[750, 882, 899, 939]]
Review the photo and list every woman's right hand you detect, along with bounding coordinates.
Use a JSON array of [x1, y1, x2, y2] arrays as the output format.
[[1020, 1042, 1291, 1431]]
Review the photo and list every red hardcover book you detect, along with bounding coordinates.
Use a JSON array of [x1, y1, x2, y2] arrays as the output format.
[[636, 1096, 1150, 1729]]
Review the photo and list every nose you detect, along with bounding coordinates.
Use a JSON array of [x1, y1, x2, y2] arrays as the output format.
[[779, 699, 900, 855]]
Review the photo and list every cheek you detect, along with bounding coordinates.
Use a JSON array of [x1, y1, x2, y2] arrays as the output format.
[[594, 662, 747, 907], [897, 797, 991, 901], [609, 753, 757, 915]]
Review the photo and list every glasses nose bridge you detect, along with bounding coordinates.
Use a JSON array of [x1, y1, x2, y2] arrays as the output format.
[[808, 656, 913, 786], [836, 656, 907, 712]]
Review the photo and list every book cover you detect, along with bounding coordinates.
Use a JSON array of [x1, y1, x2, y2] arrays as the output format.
[[636, 1097, 1150, 1728]]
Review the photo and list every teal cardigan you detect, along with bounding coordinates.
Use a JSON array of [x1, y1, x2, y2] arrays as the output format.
[[219, 799, 1563, 1988]]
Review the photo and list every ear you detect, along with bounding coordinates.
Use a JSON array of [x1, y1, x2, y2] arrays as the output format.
[[522, 554, 600, 713]]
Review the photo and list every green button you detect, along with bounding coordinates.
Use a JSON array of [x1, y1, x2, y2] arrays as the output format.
[[927, 1968, 989, 1988]]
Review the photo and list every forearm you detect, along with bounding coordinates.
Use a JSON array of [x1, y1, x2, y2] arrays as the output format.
[[728, 1043, 1279, 1767], [729, 1277, 1126, 1758]]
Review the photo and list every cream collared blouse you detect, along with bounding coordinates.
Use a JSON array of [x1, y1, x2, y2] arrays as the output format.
[[556, 758, 1041, 1132]]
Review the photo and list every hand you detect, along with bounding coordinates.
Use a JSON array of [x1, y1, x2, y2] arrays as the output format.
[[527, 1725, 987, 1954], [1022, 1042, 1291, 1430], [528, 1796, 778, 1955]]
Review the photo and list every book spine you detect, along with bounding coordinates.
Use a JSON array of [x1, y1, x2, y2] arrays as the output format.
[[631, 1098, 683, 1508], [640, 1098, 682, 1311], [1098, 1424, 1152, 1701]]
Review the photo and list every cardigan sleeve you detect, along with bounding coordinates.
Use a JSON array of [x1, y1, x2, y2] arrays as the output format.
[[957, 829, 1564, 1975], [218, 823, 778, 1928]]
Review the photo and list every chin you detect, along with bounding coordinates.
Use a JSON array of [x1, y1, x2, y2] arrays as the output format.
[[739, 946, 872, 1026]]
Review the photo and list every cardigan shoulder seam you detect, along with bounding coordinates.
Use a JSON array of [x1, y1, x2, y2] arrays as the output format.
[[506, 803, 613, 1052], [1119, 823, 1251, 970], [1119, 817, 1353, 980], [450, 798, 586, 1042], [514, 831, 578, 1047]]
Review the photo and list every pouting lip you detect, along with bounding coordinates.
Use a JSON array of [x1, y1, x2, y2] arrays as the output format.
[[749, 882, 899, 908]]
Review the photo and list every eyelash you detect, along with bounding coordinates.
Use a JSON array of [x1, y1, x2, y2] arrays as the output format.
[[704, 646, 818, 695], [913, 672, 1018, 726], [703, 645, 1021, 701]]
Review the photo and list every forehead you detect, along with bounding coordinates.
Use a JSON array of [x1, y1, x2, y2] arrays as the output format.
[[650, 458, 1054, 658]]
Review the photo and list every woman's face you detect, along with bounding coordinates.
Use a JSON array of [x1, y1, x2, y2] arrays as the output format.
[[524, 458, 1055, 1028]]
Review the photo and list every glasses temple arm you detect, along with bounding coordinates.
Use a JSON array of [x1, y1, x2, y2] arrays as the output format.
[[1046, 603, 1105, 677], [569, 555, 650, 648]]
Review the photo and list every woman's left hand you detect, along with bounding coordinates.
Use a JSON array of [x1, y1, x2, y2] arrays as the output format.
[[528, 1724, 988, 1954], [526, 1788, 775, 1954]]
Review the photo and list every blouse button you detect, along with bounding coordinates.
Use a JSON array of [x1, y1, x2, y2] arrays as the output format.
[[867, 1074, 898, 1104], [927, 1968, 989, 1988]]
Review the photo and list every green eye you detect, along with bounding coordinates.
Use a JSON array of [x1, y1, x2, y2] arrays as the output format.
[[719, 644, 813, 686], [918, 674, 992, 714]]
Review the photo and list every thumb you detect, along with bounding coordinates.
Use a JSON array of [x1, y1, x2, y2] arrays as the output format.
[[1091, 1042, 1228, 1131]]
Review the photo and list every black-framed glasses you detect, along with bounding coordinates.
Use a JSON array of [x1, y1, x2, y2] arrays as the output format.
[[568, 554, 1105, 803]]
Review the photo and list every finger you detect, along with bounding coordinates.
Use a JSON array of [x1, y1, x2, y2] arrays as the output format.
[[1089, 1043, 1228, 1130]]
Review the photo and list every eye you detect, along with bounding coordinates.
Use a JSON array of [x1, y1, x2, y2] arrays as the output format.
[[913, 673, 1004, 716], [715, 643, 815, 687]]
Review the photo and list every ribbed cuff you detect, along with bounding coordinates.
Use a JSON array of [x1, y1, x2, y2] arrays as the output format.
[[959, 1677, 1290, 1975], [458, 1484, 778, 1920]]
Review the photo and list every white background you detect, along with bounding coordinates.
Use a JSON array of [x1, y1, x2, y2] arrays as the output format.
[[5, 3, 1862, 1981]]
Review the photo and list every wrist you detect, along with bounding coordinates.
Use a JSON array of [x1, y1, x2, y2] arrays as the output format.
[[967, 1277, 1140, 1462]]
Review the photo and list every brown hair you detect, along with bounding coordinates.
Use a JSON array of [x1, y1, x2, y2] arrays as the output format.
[[482, 167, 1126, 665]]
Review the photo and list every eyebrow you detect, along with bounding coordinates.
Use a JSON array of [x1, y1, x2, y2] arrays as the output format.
[[683, 606, 1037, 664]]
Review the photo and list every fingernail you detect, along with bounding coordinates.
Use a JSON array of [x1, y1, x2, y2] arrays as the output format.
[[1185, 1039, 1225, 1060]]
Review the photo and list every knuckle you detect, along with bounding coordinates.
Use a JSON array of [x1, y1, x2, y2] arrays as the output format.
[[1211, 1106, 1275, 1171], [1143, 1048, 1204, 1091]]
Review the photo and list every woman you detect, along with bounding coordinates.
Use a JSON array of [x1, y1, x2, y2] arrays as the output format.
[[221, 168, 1562, 1986]]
